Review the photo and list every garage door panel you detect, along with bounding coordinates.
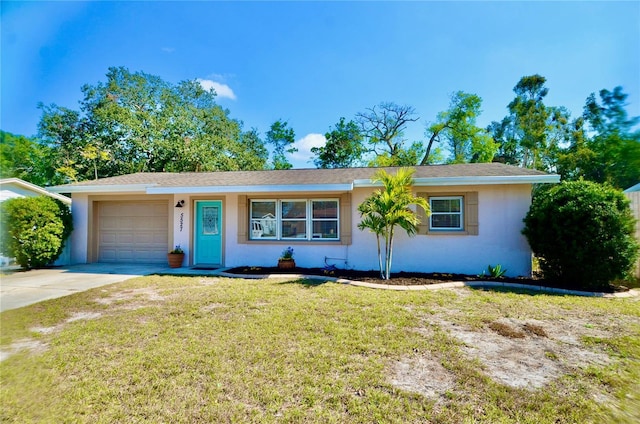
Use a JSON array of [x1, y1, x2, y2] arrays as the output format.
[[136, 232, 159, 244], [98, 201, 168, 263], [100, 233, 117, 244], [100, 217, 119, 230], [117, 233, 135, 244]]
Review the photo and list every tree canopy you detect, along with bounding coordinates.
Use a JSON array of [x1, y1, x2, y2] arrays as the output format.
[[311, 118, 364, 169], [3, 68, 638, 190], [356, 102, 423, 166], [265, 119, 296, 170], [37, 67, 268, 183], [557, 87, 640, 189], [0, 131, 52, 186], [422, 91, 497, 165]]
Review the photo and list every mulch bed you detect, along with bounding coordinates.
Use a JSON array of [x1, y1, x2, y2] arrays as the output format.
[[224, 266, 625, 293]]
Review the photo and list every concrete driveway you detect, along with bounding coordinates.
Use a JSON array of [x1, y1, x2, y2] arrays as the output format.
[[0, 263, 171, 312]]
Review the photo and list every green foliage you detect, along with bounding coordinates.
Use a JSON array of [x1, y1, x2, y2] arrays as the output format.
[[266, 119, 296, 170], [422, 91, 497, 165], [480, 264, 507, 279], [0, 131, 52, 186], [37, 67, 268, 182], [558, 87, 640, 189], [506, 74, 554, 170], [522, 180, 639, 291], [0, 196, 73, 269], [311, 117, 364, 168], [357, 168, 430, 279]]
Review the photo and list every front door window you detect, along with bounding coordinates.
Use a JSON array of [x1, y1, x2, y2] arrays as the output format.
[[202, 206, 219, 235]]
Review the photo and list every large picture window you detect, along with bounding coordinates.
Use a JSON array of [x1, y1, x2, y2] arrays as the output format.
[[250, 199, 339, 241], [430, 196, 463, 230]]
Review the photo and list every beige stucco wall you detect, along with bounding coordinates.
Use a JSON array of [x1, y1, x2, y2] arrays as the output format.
[[71, 183, 535, 277]]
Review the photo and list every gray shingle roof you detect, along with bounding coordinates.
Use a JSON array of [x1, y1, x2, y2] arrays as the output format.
[[52, 163, 553, 190]]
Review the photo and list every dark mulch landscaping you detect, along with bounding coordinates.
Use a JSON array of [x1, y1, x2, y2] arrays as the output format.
[[225, 266, 631, 293], [228, 266, 539, 287]]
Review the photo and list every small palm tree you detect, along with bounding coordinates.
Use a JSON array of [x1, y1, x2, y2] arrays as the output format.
[[357, 168, 430, 279]]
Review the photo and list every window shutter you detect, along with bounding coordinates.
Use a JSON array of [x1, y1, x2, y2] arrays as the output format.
[[466, 191, 479, 235], [237, 195, 247, 243], [340, 193, 352, 245], [417, 192, 430, 235]]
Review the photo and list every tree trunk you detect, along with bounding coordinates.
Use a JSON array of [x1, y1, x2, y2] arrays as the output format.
[[385, 230, 394, 280], [420, 132, 440, 165], [376, 234, 384, 279]]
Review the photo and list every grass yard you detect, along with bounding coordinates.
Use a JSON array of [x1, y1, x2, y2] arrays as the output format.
[[1, 275, 639, 423]]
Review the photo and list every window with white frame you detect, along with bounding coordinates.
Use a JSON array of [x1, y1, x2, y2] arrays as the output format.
[[312, 200, 339, 239], [250, 201, 277, 239], [429, 196, 463, 230], [250, 199, 339, 240]]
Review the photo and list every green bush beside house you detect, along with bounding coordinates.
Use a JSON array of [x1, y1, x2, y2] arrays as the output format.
[[0, 196, 73, 269], [523, 180, 639, 291]]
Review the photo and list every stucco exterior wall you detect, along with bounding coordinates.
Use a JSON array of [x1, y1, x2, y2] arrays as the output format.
[[181, 184, 534, 277], [349, 184, 533, 277], [72, 183, 534, 277], [69, 194, 90, 264]]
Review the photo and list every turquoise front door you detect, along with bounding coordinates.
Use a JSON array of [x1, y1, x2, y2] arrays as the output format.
[[195, 201, 222, 265]]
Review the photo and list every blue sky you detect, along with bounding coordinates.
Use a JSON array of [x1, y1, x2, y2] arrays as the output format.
[[2, 1, 639, 168]]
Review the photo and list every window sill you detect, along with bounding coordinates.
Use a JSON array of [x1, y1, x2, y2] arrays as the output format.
[[425, 230, 469, 236], [247, 239, 343, 244]]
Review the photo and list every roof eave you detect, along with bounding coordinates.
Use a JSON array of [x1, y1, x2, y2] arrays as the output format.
[[47, 174, 560, 195], [0, 178, 72, 204], [353, 174, 561, 187]]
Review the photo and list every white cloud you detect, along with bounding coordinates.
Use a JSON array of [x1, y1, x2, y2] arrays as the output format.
[[161, 47, 175, 53], [197, 78, 236, 100], [290, 133, 326, 168]]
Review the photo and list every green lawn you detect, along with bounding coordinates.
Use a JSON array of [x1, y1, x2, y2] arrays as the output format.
[[1, 275, 639, 423]]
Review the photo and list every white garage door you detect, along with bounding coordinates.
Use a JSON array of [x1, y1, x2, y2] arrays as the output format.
[[97, 201, 168, 263]]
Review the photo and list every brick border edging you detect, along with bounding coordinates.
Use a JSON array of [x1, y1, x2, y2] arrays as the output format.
[[213, 270, 639, 298]]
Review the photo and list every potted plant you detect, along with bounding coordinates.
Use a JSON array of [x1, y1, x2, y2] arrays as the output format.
[[167, 245, 184, 268], [277, 246, 295, 269]]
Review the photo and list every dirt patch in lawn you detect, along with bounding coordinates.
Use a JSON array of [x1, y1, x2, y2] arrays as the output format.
[[1, 288, 166, 362], [390, 355, 457, 400], [390, 307, 629, 400], [94, 287, 165, 310], [1, 311, 104, 362]]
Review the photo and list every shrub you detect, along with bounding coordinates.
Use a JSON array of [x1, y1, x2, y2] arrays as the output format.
[[0, 196, 73, 269], [522, 180, 639, 291]]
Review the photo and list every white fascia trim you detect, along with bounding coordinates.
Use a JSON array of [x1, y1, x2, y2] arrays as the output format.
[[353, 175, 560, 187], [146, 183, 354, 194], [0, 178, 72, 204], [47, 184, 156, 194]]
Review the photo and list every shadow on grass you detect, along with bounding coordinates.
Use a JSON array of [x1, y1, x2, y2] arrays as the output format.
[[276, 278, 333, 288], [465, 283, 627, 298]]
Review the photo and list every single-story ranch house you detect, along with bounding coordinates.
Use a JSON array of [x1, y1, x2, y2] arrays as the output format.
[[49, 163, 559, 277]]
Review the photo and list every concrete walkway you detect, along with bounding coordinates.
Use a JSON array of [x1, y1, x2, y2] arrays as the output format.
[[0, 263, 169, 312]]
